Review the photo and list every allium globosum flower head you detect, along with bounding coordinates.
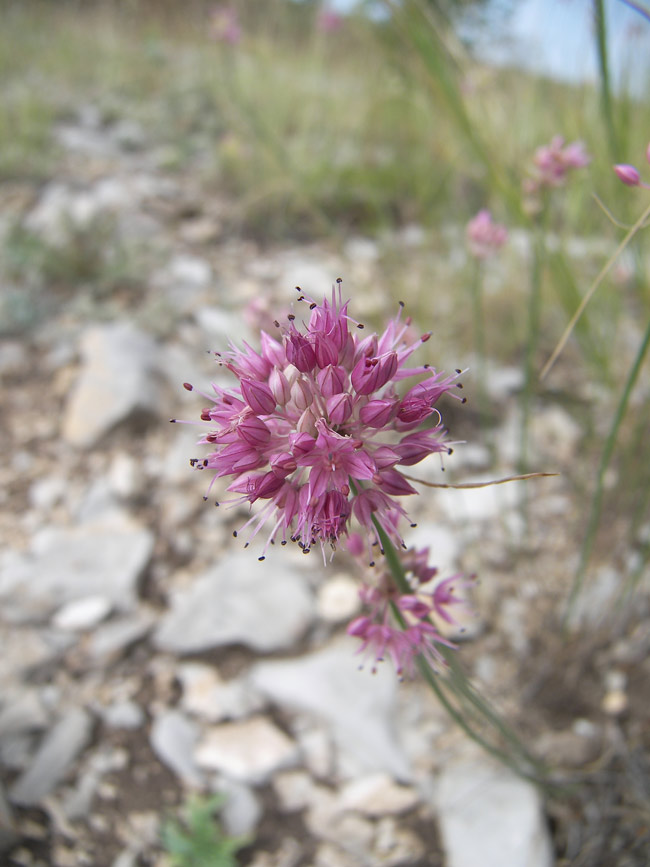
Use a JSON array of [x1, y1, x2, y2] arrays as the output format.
[[174, 282, 464, 561]]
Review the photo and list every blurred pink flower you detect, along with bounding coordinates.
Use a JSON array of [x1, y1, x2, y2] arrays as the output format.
[[612, 142, 650, 189], [317, 9, 344, 33], [465, 209, 508, 259], [531, 135, 591, 189], [208, 5, 241, 45]]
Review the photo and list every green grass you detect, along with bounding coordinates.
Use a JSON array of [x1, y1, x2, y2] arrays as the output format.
[[161, 794, 249, 867]]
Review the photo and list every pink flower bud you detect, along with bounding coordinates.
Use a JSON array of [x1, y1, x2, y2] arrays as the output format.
[[269, 367, 291, 405], [296, 407, 318, 434], [359, 399, 397, 428], [291, 377, 314, 411], [260, 332, 285, 367], [240, 378, 276, 414], [286, 333, 316, 373], [326, 392, 353, 424], [314, 334, 339, 368], [317, 365, 346, 398], [613, 164, 641, 186], [289, 431, 316, 458], [270, 452, 297, 478], [237, 415, 271, 447], [351, 352, 398, 395]]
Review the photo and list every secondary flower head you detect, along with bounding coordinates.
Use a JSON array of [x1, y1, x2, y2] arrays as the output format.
[[346, 549, 474, 677], [465, 209, 508, 259], [176, 282, 464, 560]]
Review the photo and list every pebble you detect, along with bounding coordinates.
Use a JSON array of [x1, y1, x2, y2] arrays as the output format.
[[150, 710, 204, 788], [101, 700, 146, 730], [316, 574, 361, 623], [10, 708, 93, 807], [435, 758, 554, 867], [62, 322, 164, 448], [52, 596, 113, 632], [0, 520, 154, 623], [178, 662, 264, 722], [154, 553, 316, 654], [214, 777, 262, 837], [338, 773, 419, 817], [250, 638, 410, 780], [194, 717, 299, 785]]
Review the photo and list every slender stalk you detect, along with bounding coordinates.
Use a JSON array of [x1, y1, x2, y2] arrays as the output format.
[[565, 316, 650, 625], [518, 225, 546, 494], [593, 0, 618, 160], [370, 514, 550, 784], [541, 201, 650, 381], [469, 259, 490, 431]]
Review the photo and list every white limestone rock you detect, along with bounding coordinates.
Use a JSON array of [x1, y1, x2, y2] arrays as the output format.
[[435, 759, 554, 867], [250, 638, 410, 780], [194, 717, 299, 785], [154, 553, 316, 654]]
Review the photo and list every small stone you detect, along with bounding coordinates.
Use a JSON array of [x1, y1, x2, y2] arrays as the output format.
[[602, 689, 627, 715], [178, 662, 264, 722], [339, 773, 419, 817], [273, 770, 316, 812], [250, 638, 409, 780], [316, 574, 361, 623], [10, 708, 93, 806], [195, 717, 298, 785], [52, 596, 113, 632], [101, 701, 145, 730], [150, 711, 203, 787], [154, 553, 315, 655], [214, 777, 262, 837], [0, 691, 49, 738], [62, 322, 165, 449], [435, 759, 553, 867], [108, 453, 143, 500], [86, 611, 155, 667], [0, 520, 153, 623]]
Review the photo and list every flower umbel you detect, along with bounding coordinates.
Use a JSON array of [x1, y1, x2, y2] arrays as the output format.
[[176, 283, 463, 559], [346, 548, 474, 677], [465, 209, 508, 259]]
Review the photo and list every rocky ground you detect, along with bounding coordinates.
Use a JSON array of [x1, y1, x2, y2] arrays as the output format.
[[1, 106, 649, 867]]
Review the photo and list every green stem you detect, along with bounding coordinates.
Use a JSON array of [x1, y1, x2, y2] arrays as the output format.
[[565, 316, 650, 625], [469, 260, 490, 431], [593, 0, 618, 160], [370, 514, 550, 784], [518, 224, 546, 493]]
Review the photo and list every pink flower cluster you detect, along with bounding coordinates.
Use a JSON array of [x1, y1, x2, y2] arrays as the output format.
[[465, 209, 508, 260], [208, 5, 241, 45], [347, 547, 474, 677], [523, 135, 590, 205], [613, 141, 650, 189], [178, 284, 463, 560], [532, 135, 591, 187]]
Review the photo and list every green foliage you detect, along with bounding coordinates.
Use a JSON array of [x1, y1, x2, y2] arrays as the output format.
[[161, 795, 249, 867]]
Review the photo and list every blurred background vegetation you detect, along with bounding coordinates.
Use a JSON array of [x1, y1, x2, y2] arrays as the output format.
[[2, 0, 650, 639]]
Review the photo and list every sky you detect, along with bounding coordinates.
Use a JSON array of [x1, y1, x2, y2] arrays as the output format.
[[472, 0, 650, 94], [325, 0, 650, 95]]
